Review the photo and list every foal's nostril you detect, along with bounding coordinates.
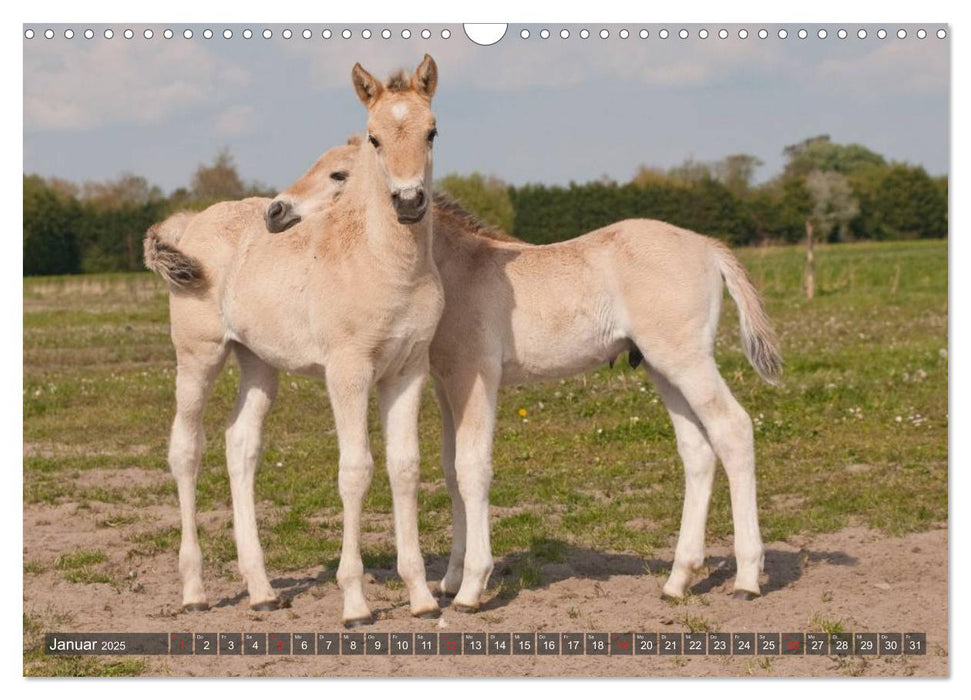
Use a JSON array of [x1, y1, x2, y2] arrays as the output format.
[[267, 200, 285, 221], [390, 187, 428, 223], [392, 189, 424, 207], [265, 200, 296, 233]]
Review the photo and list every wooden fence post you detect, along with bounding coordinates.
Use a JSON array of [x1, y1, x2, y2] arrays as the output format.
[[805, 219, 815, 300]]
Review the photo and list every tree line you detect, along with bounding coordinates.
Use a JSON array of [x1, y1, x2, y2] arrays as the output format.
[[505, 136, 946, 246], [24, 150, 273, 276], [24, 136, 947, 276]]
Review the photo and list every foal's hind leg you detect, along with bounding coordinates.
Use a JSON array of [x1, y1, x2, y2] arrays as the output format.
[[434, 380, 466, 597], [656, 356, 765, 598], [169, 340, 229, 611], [225, 344, 279, 610], [646, 368, 718, 600]]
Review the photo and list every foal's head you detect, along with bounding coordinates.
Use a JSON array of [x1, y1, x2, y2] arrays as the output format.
[[352, 54, 438, 224], [265, 137, 358, 233]]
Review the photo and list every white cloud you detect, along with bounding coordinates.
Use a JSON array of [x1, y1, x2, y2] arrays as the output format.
[[281, 38, 477, 93], [214, 103, 259, 138], [285, 30, 943, 101], [814, 40, 949, 99], [282, 29, 785, 94], [24, 38, 249, 132]]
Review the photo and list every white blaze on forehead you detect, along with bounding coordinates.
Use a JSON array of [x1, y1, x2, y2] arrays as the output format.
[[390, 102, 409, 122]]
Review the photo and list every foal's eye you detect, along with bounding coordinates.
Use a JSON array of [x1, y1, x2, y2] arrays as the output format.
[[427, 128, 438, 144], [330, 171, 348, 182], [368, 134, 380, 148]]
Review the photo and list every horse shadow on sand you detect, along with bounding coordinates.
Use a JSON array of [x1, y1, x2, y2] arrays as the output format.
[[210, 539, 858, 614]]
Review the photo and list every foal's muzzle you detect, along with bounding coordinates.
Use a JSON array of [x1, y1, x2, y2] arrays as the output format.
[[265, 199, 301, 233], [392, 187, 428, 224]]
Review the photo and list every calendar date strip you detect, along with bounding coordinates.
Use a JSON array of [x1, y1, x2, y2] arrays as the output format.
[[44, 631, 927, 656]]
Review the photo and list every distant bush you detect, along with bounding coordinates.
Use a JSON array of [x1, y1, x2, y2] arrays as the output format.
[[23, 176, 81, 275]]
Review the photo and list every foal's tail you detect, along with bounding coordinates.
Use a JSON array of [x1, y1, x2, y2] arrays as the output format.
[[143, 212, 206, 290], [711, 241, 783, 385]]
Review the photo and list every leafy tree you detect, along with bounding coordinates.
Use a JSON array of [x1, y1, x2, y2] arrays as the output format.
[[874, 164, 947, 239], [46, 177, 80, 199], [806, 171, 860, 241], [747, 177, 811, 244], [711, 154, 763, 198], [75, 200, 167, 272], [71, 173, 166, 272], [631, 166, 689, 190], [191, 148, 246, 201], [782, 135, 886, 178], [936, 175, 949, 235], [437, 172, 515, 232], [665, 157, 713, 185], [846, 163, 947, 240], [512, 176, 754, 245], [802, 170, 860, 299], [81, 173, 163, 210], [23, 175, 82, 275], [244, 179, 277, 198]]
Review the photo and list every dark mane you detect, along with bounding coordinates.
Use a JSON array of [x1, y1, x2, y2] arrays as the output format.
[[385, 70, 412, 92], [433, 193, 522, 243]]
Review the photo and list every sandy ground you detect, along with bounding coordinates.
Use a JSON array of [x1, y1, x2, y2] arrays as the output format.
[[24, 497, 948, 677]]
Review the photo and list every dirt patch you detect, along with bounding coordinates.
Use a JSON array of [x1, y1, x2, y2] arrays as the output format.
[[25, 442, 153, 460], [623, 518, 659, 532], [23, 500, 947, 677], [73, 468, 169, 492]]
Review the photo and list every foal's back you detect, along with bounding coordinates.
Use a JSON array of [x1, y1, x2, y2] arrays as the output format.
[[431, 218, 723, 384], [160, 198, 347, 366]]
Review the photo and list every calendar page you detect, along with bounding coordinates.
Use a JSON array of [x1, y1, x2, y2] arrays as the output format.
[[22, 16, 949, 679]]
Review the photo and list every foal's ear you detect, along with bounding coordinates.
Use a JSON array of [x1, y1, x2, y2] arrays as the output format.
[[352, 63, 383, 106], [412, 54, 438, 99]]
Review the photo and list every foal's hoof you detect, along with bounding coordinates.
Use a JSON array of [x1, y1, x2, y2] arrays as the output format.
[[660, 593, 684, 604], [182, 602, 210, 613], [343, 615, 374, 629], [732, 590, 760, 601], [414, 608, 442, 620], [250, 599, 280, 612], [452, 602, 479, 614]]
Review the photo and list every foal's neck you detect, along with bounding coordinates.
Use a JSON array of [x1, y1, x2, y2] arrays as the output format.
[[354, 147, 434, 273]]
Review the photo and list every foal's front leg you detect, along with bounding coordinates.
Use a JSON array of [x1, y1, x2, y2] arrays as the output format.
[[378, 367, 440, 618], [326, 361, 376, 626]]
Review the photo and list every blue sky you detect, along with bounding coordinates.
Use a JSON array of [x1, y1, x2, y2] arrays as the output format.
[[23, 23, 949, 193]]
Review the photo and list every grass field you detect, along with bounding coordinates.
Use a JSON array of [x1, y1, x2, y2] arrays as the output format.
[[22, 239, 947, 673]]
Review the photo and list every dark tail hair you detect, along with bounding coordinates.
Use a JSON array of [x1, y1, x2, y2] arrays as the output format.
[[143, 212, 206, 290], [711, 241, 783, 384]]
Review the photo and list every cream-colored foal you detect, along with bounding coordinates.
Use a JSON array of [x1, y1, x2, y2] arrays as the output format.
[[145, 56, 445, 626]]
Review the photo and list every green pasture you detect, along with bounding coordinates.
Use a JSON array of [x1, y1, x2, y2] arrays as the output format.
[[23, 239, 947, 608]]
